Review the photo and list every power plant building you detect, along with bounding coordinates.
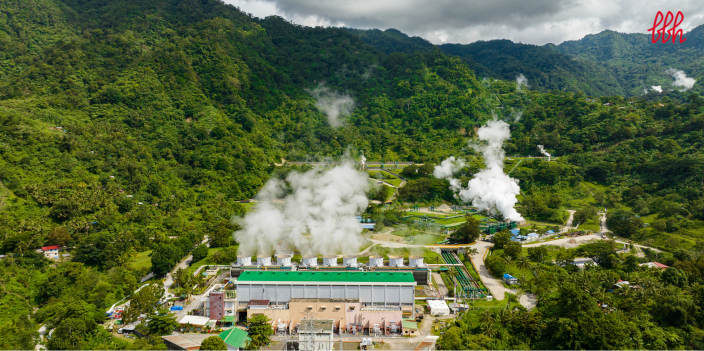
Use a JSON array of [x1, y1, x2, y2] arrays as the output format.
[[235, 271, 416, 334], [237, 271, 415, 306]]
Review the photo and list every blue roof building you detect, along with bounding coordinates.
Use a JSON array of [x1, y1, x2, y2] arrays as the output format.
[[509, 229, 520, 235], [503, 273, 518, 285]]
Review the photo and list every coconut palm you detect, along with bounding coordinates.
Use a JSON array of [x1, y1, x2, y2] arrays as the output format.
[[515, 256, 532, 282]]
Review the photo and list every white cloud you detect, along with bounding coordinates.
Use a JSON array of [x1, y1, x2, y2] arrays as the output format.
[[224, 0, 704, 45]]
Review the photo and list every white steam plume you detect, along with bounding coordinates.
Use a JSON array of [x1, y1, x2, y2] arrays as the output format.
[[516, 74, 529, 92], [514, 110, 523, 122], [537, 145, 551, 157], [307, 84, 355, 127], [234, 163, 369, 256], [433, 156, 465, 192], [437, 120, 523, 221], [667, 68, 696, 91], [651, 86, 663, 93]]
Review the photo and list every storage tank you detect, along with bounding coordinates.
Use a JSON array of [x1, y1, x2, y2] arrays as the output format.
[[323, 255, 338, 266], [236, 255, 252, 266], [301, 255, 318, 267], [388, 255, 404, 267], [343, 255, 358, 267], [409, 256, 425, 268], [368, 255, 384, 267], [256, 256, 272, 267], [276, 254, 292, 267]]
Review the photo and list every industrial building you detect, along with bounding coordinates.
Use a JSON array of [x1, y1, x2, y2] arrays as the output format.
[[230, 254, 430, 285], [234, 270, 416, 335]]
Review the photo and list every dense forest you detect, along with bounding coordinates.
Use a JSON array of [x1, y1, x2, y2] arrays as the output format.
[[0, 0, 703, 349], [348, 27, 704, 97]]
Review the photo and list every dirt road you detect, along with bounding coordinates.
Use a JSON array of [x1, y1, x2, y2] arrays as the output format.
[[561, 210, 576, 233], [431, 273, 449, 297]]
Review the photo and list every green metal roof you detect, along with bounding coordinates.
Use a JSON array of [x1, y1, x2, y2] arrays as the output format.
[[221, 315, 236, 322], [402, 320, 419, 330], [219, 327, 249, 348], [237, 271, 415, 283]]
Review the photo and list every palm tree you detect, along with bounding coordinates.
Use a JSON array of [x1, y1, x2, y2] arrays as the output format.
[[173, 268, 186, 288], [515, 256, 532, 282], [480, 310, 496, 336], [465, 247, 479, 256]]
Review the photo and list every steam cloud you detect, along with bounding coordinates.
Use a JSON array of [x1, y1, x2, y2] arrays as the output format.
[[516, 74, 529, 92], [435, 119, 524, 221], [433, 156, 465, 192], [537, 145, 551, 158], [234, 163, 369, 256], [651, 85, 663, 93], [667, 68, 696, 91], [308, 84, 355, 127], [513, 110, 523, 122]]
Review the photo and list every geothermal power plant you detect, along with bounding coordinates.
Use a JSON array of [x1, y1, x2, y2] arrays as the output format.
[[203, 253, 431, 336], [230, 253, 429, 285]]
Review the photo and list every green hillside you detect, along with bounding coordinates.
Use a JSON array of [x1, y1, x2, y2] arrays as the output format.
[[347, 26, 704, 97], [0, 0, 703, 349]]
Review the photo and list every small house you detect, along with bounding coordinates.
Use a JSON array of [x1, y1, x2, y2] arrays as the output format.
[[41, 245, 60, 260], [219, 327, 249, 350], [178, 316, 212, 331], [402, 319, 419, 336], [527, 233, 539, 241], [639, 262, 669, 270], [614, 280, 630, 289], [503, 273, 518, 285], [427, 299, 450, 316]]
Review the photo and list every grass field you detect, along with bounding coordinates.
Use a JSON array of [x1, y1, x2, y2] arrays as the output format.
[[241, 202, 257, 212], [129, 250, 153, 270], [184, 246, 237, 275], [384, 178, 403, 187], [469, 292, 517, 308], [359, 247, 443, 264], [435, 216, 468, 225]]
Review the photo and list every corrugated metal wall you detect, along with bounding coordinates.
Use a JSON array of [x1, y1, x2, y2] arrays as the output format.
[[237, 284, 414, 304]]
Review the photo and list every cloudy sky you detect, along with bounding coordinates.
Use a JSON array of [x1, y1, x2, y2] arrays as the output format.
[[223, 0, 704, 45]]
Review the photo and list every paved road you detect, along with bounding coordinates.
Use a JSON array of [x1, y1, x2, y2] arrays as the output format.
[[523, 233, 605, 249], [35, 325, 46, 351], [163, 236, 210, 294]]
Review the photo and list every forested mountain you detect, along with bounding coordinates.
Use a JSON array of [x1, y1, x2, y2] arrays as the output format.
[[348, 26, 704, 97], [1, 0, 704, 349]]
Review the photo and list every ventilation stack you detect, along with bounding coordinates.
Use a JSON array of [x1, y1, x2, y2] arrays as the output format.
[[276, 254, 292, 267], [301, 255, 318, 267], [257, 256, 272, 267], [388, 255, 404, 267], [368, 255, 384, 267], [236, 256, 252, 266], [343, 255, 358, 267], [323, 255, 338, 267], [409, 256, 425, 268]]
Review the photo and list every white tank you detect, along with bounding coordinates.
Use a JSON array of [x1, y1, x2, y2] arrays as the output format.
[[257, 256, 272, 266], [323, 255, 338, 266], [276, 254, 292, 267], [368, 255, 384, 267], [301, 255, 318, 267], [343, 255, 358, 267], [409, 256, 425, 267], [236, 256, 252, 266], [388, 255, 404, 267]]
